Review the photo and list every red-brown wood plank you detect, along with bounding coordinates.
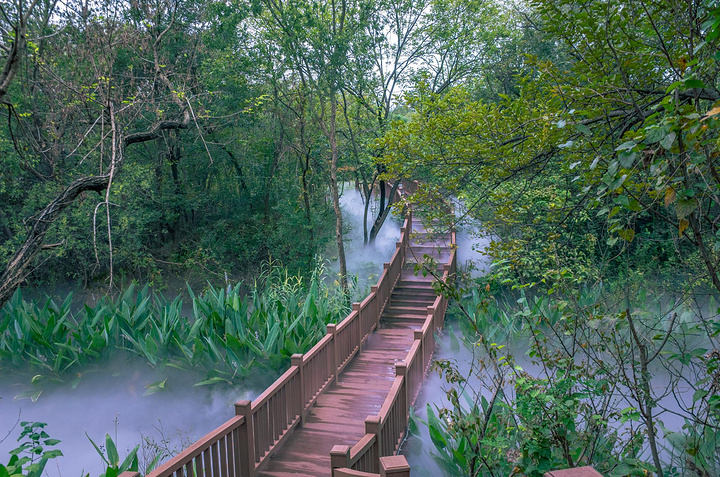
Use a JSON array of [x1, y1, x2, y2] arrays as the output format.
[[256, 220, 452, 477]]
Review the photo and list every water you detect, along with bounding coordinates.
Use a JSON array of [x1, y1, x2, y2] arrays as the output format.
[[328, 186, 402, 297], [0, 360, 261, 476]]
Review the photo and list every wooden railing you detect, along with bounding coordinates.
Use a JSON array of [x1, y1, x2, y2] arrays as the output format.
[[147, 210, 414, 477], [331, 227, 457, 476]]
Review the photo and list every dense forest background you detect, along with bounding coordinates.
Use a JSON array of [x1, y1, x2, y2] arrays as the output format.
[[2, 0, 720, 476]]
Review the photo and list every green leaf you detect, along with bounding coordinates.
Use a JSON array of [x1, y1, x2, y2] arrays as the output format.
[[86, 434, 110, 465], [615, 140, 636, 151], [428, 424, 448, 450], [693, 389, 709, 402], [618, 151, 636, 168], [660, 131, 676, 150], [106, 434, 119, 466], [118, 445, 140, 472], [575, 124, 591, 136], [644, 125, 667, 144], [683, 79, 706, 89], [675, 198, 698, 219], [617, 229, 635, 242]]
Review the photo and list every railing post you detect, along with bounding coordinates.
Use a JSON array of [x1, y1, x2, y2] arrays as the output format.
[[330, 445, 351, 474], [371, 285, 380, 323], [353, 302, 361, 338], [380, 455, 411, 477], [383, 262, 391, 309], [327, 324, 339, 374], [427, 306, 436, 331], [413, 329, 424, 371], [291, 354, 305, 426], [396, 362, 408, 415], [235, 400, 256, 477], [365, 415, 382, 468]]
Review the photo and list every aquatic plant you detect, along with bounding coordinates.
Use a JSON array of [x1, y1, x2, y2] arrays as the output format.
[[0, 262, 350, 391], [0, 421, 62, 477]]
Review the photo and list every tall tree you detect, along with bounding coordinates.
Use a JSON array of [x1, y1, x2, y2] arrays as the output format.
[[254, 0, 376, 292]]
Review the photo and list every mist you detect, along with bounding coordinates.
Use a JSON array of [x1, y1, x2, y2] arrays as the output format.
[[0, 358, 261, 477], [328, 186, 402, 296]]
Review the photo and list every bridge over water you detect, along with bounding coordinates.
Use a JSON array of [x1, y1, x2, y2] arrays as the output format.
[[110, 187, 604, 477], [131, 189, 456, 477]]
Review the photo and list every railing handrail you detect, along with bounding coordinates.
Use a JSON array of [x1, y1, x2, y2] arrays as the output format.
[[146, 205, 415, 477], [303, 333, 333, 363], [146, 415, 245, 477], [251, 365, 298, 411], [333, 202, 458, 475]]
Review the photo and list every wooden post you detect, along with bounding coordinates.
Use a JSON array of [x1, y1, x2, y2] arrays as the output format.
[[353, 302, 361, 338], [371, 285, 379, 321], [380, 455, 411, 477], [291, 354, 305, 425], [396, 362, 408, 416], [413, 329, 424, 371], [327, 324, 339, 374], [330, 444, 351, 473], [427, 306, 436, 331], [365, 415, 382, 467], [235, 400, 256, 477]]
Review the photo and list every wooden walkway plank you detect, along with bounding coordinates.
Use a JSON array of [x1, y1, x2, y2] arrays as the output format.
[[144, 194, 457, 477], [257, 216, 453, 477]]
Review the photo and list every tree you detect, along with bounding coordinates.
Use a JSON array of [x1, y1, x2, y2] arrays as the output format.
[[251, 0, 379, 293], [0, 0, 204, 306]]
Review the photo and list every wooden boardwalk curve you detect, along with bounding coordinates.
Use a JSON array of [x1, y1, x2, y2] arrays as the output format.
[[143, 192, 457, 477], [257, 220, 452, 476]]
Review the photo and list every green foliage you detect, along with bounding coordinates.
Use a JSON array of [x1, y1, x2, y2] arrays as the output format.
[[420, 274, 720, 476], [86, 434, 139, 477], [0, 422, 62, 477], [0, 262, 349, 390]]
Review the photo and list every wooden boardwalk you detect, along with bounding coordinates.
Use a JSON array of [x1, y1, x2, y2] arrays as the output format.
[[257, 220, 450, 476], [145, 205, 457, 477]]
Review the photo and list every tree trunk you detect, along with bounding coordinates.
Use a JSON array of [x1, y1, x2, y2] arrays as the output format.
[[369, 181, 400, 242], [328, 94, 348, 293], [301, 153, 315, 268], [0, 175, 110, 306], [0, 114, 190, 309]]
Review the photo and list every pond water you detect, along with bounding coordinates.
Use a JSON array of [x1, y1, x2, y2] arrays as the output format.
[[0, 358, 262, 476], [0, 184, 405, 476]]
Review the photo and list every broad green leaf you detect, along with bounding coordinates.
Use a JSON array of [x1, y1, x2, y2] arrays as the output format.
[[675, 198, 698, 219]]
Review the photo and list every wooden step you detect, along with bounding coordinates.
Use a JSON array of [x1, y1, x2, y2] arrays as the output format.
[[385, 305, 429, 315], [395, 280, 437, 290], [388, 297, 437, 308]]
